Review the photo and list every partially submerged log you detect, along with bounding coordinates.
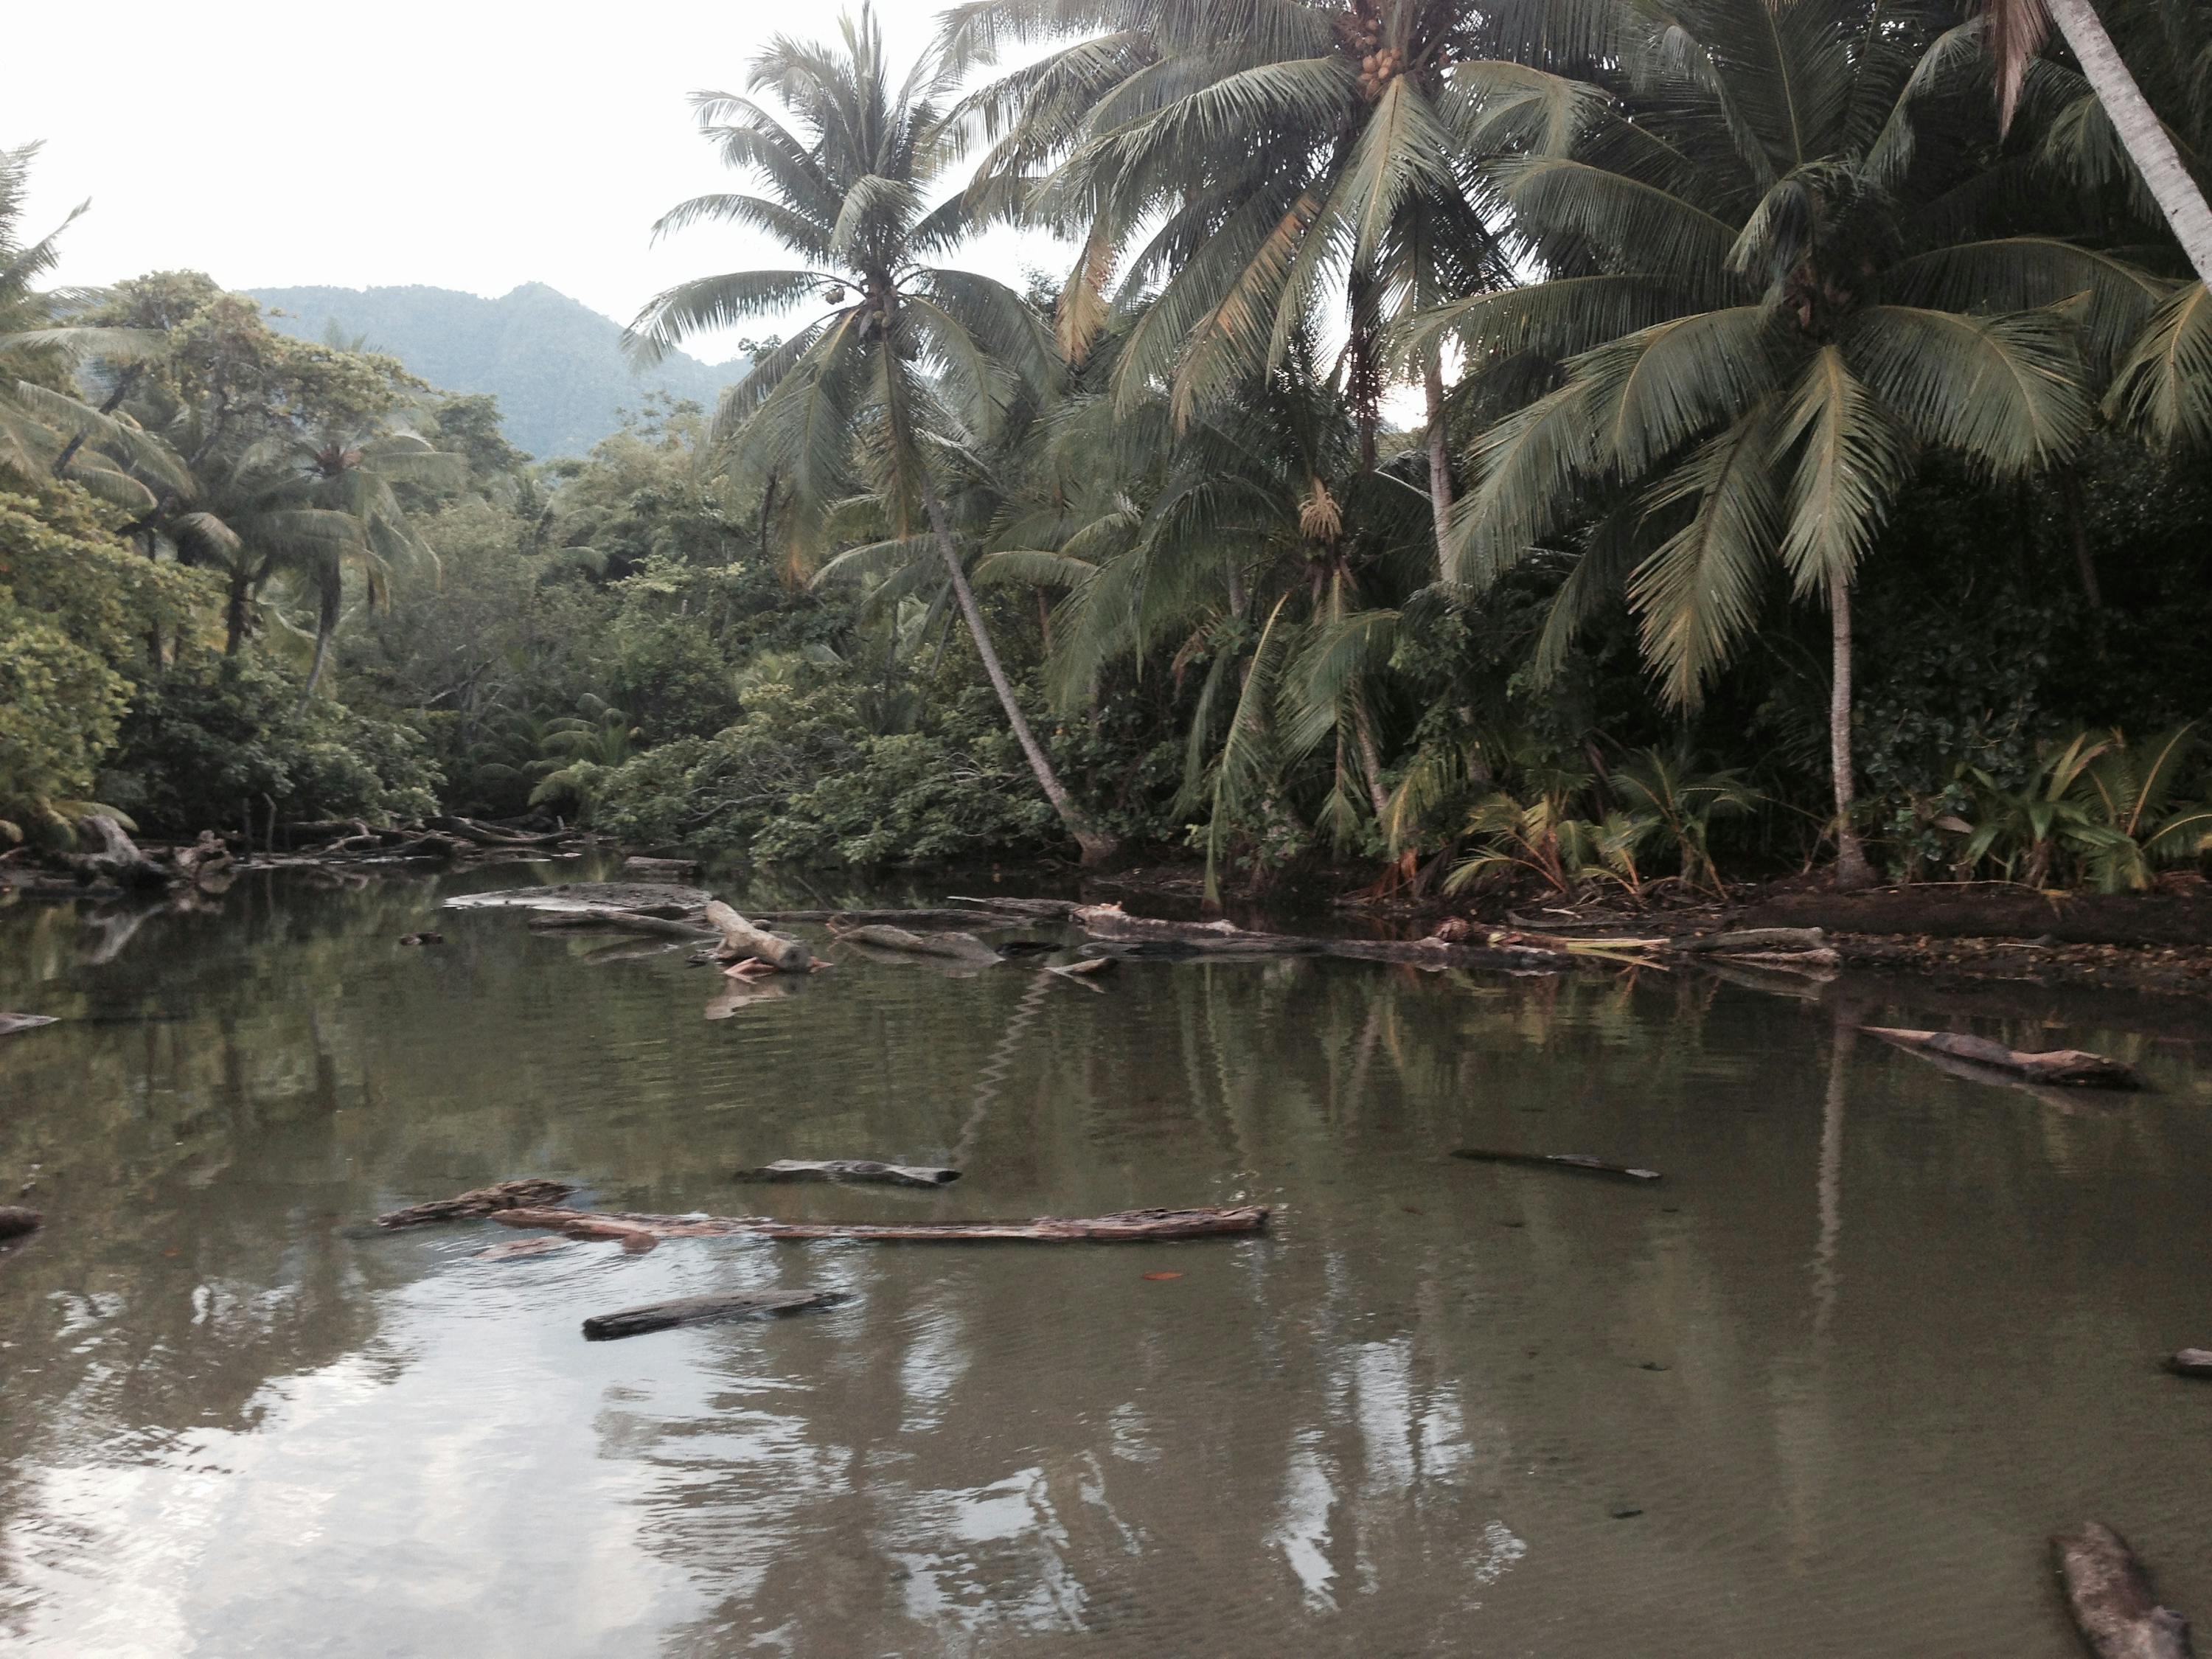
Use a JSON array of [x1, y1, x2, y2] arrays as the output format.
[[0, 1013, 58, 1037], [1864, 1027, 2141, 1089], [735, 1159, 961, 1189], [1675, 927, 1828, 955], [754, 908, 1011, 928], [2052, 1523, 2194, 1659], [705, 900, 812, 971], [947, 895, 1083, 919], [0, 1206, 42, 1241], [1074, 903, 1244, 941], [444, 882, 708, 917], [172, 830, 234, 888], [493, 1203, 1270, 1245], [582, 1289, 849, 1341], [1453, 1149, 1663, 1182], [829, 922, 999, 961], [527, 905, 711, 941], [375, 1178, 577, 1228], [2166, 1349, 2212, 1380], [75, 814, 170, 891]]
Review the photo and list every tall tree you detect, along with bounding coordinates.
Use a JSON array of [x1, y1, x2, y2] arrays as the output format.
[[628, 7, 1118, 862], [1428, 0, 2158, 886]]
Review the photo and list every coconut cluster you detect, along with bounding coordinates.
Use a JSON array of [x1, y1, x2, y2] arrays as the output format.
[[1349, 29, 1402, 100]]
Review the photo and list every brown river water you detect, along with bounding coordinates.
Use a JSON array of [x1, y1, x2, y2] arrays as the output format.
[[2, 865, 2210, 1656]]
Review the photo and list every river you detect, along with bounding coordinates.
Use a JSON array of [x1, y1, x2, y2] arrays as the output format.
[[2, 866, 2209, 1655]]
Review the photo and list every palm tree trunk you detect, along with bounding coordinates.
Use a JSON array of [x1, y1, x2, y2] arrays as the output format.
[[919, 477, 1119, 866], [2043, 0, 2212, 284], [300, 628, 334, 707], [1424, 358, 1453, 570], [223, 571, 253, 656], [1828, 571, 1876, 891]]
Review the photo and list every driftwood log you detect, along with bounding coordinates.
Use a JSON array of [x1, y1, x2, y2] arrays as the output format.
[[2052, 1523, 2194, 1659], [493, 1203, 1270, 1245], [734, 1159, 961, 1189], [1864, 1027, 2142, 1088], [375, 1178, 577, 1228], [1453, 1149, 1663, 1182], [830, 922, 1000, 961], [582, 1289, 849, 1341], [2166, 1349, 2212, 1379], [0, 1206, 43, 1241], [1074, 903, 1244, 941], [75, 814, 170, 891], [445, 882, 706, 917], [705, 900, 812, 971], [0, 1013, 58, 1037]]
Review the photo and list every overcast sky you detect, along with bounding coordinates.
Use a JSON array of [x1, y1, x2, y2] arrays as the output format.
[[10, 0, 1059, 366]]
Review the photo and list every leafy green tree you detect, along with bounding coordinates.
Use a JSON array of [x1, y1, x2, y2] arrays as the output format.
[[1429, 0, 2159, 885], [627, 8, 1118, 863]]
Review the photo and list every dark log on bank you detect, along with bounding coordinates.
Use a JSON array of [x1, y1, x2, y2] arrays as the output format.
[[2052, 1523, 2194, 1659], [735, 1159, 961, 1189], [492, 1203, 1270, 1244], [2166, 1349, 2212, 1379], [623, 855, 700, 878], [705, 900, 812, 972], [582, 1288, 849, 1341], [0, 1206, 43, 1240], [375, 1178, 577, 1228], [828, 922, 999, 961], [1453, 1149, 1663, 1182], [0, 1013, 58, 1037], [75, 814, 171, 891], [1863, 1027, 2141, 1089], [434, 814, 576, 848], [527, 905, 712, 941]]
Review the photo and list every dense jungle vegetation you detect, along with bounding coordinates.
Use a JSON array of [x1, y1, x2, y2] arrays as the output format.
[[4, 0, 2210, 900]]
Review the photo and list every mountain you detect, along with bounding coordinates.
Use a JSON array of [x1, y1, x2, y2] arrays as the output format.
[[246, 282, 746, 459]]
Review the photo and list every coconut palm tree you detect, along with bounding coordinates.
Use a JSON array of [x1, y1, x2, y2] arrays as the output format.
[[1425, 0, 2161, 886], [942, 0, 1511, 549], [627, 7, 1117, 863]]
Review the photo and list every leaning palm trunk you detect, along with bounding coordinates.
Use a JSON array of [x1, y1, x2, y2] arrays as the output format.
[[919, 479, 1118, 866], [1829, 572, 1876, 891], [1994, 0, 2212, 282]]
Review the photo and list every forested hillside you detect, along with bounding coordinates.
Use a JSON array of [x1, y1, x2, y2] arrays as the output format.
[[248, 282, 746, 458]]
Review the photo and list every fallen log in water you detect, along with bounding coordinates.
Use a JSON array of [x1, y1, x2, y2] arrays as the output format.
[[0, 1013, 58, 1037], [1863, 1027, 2141, 1089], [493, 1203, 1270, 1245], [0, 1206, 42, 1241], [2166, 1349, 2212, 1379], [527, 905, 712, 941], [1074, 902, 1244, 941], [74, 814, 172, 891], [754, 908, 1012, 928], [375, 1178, 577, 1228], [444, 882, 709, 917], [829, 922, 999, 962], [623, 855, 700, 878], [582, 1289, 849, 1341], [734, 1159, 961, 1189], [947, 895, 1083, 919], [1674, 927, 1828, 955], [2052, 1523, 2194, 1659], [705, 900, 812, 972], [1453, 1149, 1663, 1182]]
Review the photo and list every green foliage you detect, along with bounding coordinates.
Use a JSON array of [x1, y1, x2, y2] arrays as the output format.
[[100, 655, 442, 835]]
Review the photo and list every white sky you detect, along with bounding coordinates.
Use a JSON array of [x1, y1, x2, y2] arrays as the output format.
[[9, 0, 1059, 366]]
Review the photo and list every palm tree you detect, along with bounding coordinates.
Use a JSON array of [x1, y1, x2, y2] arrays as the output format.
[[1981, 0, 2212, 285], [942, 0, 1509, 543], [1422, 0, 2163, 887], [627, 8, 1118, 863]]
